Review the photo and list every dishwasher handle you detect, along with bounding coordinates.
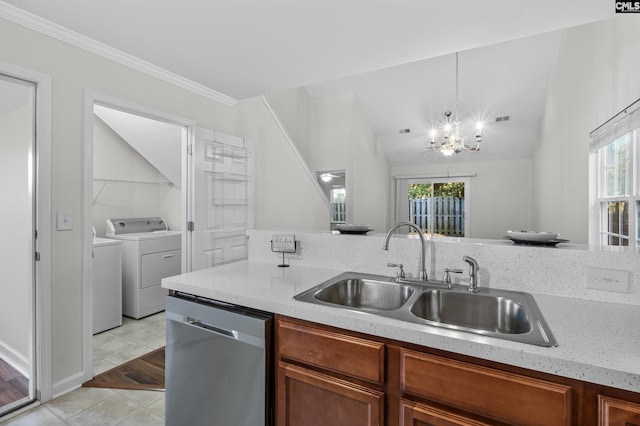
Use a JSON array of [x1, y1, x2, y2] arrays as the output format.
[[188, 318, 239, 340], [167, 310, 267, 349]]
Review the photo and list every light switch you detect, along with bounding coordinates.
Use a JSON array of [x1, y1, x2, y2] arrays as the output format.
[[585, 266, 630, 293], [56, 210, 73, 231]]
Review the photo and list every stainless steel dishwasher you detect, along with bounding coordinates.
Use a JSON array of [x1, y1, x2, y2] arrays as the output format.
[[165, 293, 273, 426]]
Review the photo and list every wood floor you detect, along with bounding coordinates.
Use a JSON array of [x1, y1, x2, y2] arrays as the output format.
[[83, 347, 165, 391], [0, 358, 28, 406]]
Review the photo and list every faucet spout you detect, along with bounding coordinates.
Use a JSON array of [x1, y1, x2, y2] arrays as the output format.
[[383, 221, 428, 281], [463, 255, 480, 293]]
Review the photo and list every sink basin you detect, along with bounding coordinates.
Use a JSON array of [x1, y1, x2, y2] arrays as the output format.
[[297, 274, 414, 311], [409, 290, 531, 334], [294, 272, 557, 347]]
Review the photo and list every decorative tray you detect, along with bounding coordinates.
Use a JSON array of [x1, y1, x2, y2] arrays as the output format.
[[504, 236, 570, 247], [336, 224, 373, 235], [506, 230, 558, 242]]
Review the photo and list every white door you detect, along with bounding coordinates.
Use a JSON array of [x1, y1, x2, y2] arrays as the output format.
[[189, 128, 253, 271]]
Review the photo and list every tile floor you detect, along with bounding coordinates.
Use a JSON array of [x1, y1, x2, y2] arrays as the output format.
[[1, 312, 166, 425]]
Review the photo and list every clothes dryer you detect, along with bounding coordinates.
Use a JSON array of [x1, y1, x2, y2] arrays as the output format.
[[106, 217, 181, 319]]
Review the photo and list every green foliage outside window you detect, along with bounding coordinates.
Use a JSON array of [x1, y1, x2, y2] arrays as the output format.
[[408, 182, 465, 199]]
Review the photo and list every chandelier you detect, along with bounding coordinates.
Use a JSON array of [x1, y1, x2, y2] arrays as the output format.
[[429, 52, 483, 156]]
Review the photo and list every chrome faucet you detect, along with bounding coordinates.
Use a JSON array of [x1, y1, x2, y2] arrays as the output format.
[[463, 255, 480, 293], [383, 221, 428, 281], [443, 268, 463, 289]]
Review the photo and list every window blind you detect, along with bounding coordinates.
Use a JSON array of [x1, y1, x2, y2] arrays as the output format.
[[590, 97, 640, 152]]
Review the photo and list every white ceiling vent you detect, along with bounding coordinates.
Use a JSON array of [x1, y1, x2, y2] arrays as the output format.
[[399, 128, 411, 134], [495, 115, 510, 122]]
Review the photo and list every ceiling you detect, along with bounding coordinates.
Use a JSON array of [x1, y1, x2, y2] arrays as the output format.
[[1, 0, 614, 165], [304, 28, 566, 166]]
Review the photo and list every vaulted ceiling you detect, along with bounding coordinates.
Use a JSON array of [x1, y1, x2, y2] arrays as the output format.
[[1, 1, 614, 164]]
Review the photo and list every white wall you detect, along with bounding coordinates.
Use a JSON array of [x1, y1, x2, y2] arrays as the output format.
[[237, 96, 329, 231], [0, 16, 329, 395], [391, 158, 532, 240], [348, 95, 391, 231], [268, 88, 391, 231], [92, 115, 182, 236], [0, 85, 32, 374], [94, 105, 183, 190], [266, 88, 311, 160], [533, 16, 640, 243]]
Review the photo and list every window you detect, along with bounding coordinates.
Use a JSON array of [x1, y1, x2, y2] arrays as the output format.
[[590, 99, 640, 248], [315, 170, 347, 226], [395, 175, 470, 237], [330, 187, 346, 223]]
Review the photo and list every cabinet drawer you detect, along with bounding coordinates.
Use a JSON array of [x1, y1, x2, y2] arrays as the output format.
[[598, 395, 640, 426], [277, 318, 384, 385], [400, 399, 494, 426], [400, 349, 572, 426]]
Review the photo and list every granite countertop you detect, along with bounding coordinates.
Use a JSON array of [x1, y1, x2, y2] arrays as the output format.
[[162, 260, 640, 393]]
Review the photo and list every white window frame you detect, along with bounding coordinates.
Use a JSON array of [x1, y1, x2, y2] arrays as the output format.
[[589, 99, 640, 248], [394, 174, 472, 237], [330, 187, 346, 223]]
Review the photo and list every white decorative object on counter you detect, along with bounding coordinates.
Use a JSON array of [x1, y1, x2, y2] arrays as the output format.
[[507, 230, 559, 242], [335, 224, 372, 234]]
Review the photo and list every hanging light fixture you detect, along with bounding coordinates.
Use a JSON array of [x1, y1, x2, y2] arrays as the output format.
[[320, 173, 333, 182], [429, 52, 484, 156]]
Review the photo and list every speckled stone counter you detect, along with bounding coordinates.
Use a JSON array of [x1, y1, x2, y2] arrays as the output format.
[[162, 260, 640, 393]]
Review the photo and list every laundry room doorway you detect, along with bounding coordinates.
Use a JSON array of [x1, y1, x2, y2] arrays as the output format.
[[83, 92, 194, 382]]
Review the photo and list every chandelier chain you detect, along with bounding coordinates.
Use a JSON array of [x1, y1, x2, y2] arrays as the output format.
[[427, 51, 484, 157], [455, 52, 459, 122]]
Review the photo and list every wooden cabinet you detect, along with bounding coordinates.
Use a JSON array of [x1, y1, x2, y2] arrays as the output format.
[[400, 399, 494, 426], [275, 315, 640, 426], [277, 316, 385, 385], [275, 317, 385, 426], [400, 349, 572, 426], [277, 362, 384, 426], [598, 395, 640, 426]]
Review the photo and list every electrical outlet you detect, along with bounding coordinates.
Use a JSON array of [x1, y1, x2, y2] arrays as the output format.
[[585, 266, 630, 293], [56, 210, 73, 231]]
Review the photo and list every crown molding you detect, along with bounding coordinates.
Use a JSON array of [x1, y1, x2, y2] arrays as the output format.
[[0, 1, 237, 107]]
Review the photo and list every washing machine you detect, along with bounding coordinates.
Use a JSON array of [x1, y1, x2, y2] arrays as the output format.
[[92, 237, 122, 334], [106, 217, 182, 319]]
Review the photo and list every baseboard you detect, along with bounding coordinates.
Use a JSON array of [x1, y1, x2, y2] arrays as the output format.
[[51, 370, 90, 399], [0, 340, 29, 379]]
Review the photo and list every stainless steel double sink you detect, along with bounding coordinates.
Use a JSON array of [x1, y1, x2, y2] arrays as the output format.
[[294, 271, 557, 347]]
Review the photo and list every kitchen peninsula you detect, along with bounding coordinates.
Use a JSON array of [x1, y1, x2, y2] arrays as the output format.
[[163, 229, 640, 425]]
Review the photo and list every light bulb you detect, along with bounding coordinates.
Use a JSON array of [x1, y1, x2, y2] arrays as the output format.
[[429, 129, 437, 143]]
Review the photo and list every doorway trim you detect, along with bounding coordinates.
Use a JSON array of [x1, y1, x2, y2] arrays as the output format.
[[0, 61, 53, 404], [82, 90, 195, 382]]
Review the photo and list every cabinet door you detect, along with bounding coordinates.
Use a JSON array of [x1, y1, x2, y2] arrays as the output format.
[[400, 349, 572, 426], [599, 395, 640, 426], [400, 399, 494, 426], [277, 362, 383, 426]]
